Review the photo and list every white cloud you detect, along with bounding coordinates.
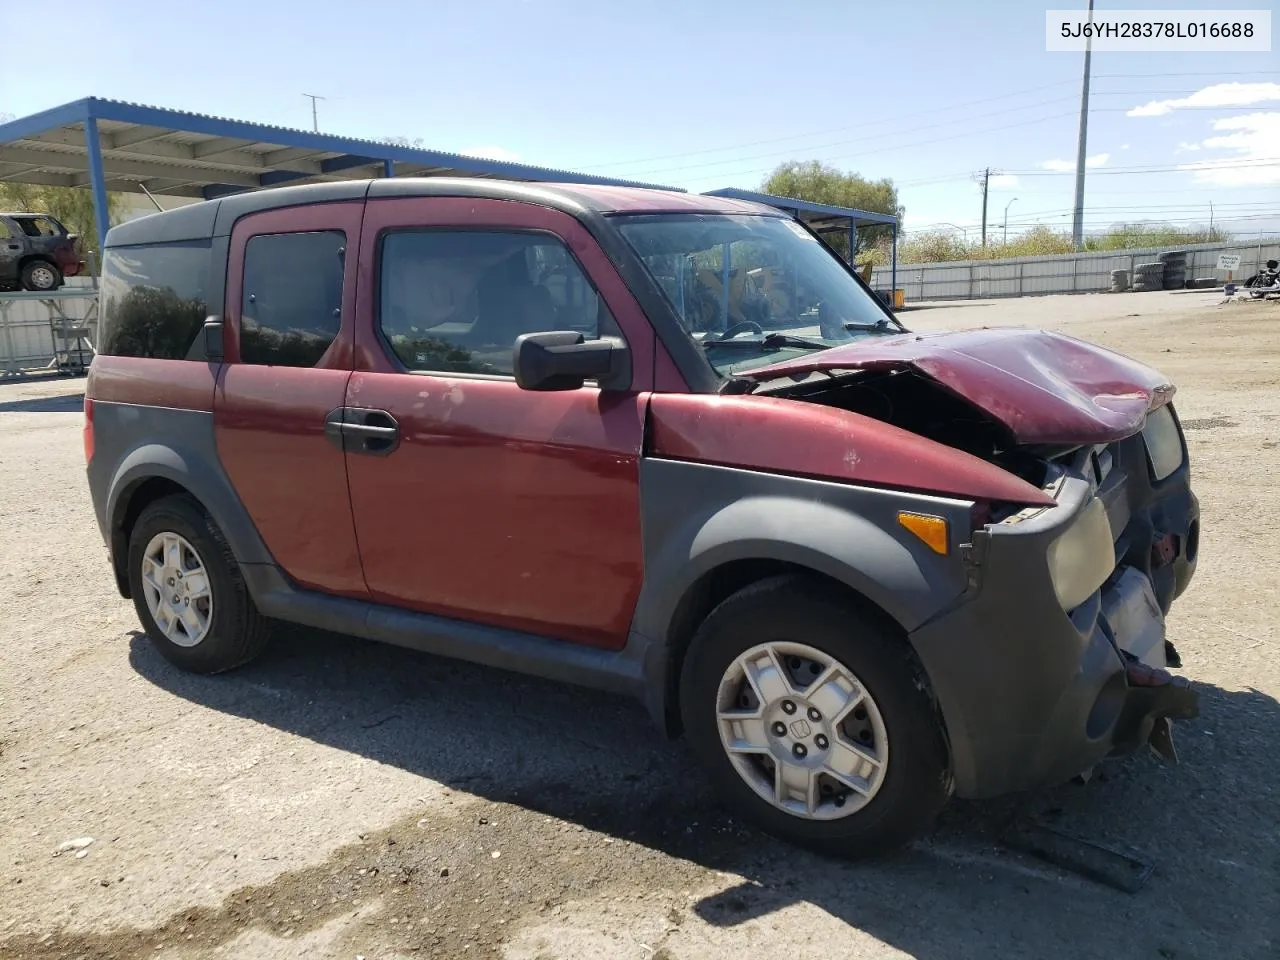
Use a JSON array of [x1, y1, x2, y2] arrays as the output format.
[[1040, 152, 1110, 172], [1120, 143, 1130, 150], [460, 145, 521, 163], [1128, 82, 1280, 117], [1177, 112, 1280, 186], [1175, 141, 1202, 154], [989, 174, 1019, 187]]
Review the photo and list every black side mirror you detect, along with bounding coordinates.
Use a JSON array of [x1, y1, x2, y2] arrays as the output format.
[[203, 316, 225, 362], [512, 331, 630, 392]]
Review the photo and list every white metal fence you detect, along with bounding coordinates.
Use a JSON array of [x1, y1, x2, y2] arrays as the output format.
[[871, 240, 1280, 301], [0, 278, 99, 376]]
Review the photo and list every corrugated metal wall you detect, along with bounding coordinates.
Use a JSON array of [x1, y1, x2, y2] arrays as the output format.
[[0, 278, 99, 375], [872, 240, 1280, 301]]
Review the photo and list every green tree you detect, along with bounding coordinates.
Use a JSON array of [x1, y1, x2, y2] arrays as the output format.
[[0, 183, 125, 274], [761, 160, 903, 264]]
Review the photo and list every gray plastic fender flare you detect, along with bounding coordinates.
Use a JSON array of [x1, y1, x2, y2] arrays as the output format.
[[106, 441, 274, 567], [630, 468, 975, 657]]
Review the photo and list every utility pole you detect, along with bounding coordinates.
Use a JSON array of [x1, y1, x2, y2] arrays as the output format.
[[1003, 197, 1018, 244], [302, 93, 326, 132], [981, 168, 990, 247], [1209, 200, 1214, 234], [1071, 0, 1096, 250]]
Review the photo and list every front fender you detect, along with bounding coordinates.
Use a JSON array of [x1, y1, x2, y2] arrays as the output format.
[[630, 457, 976, 649]]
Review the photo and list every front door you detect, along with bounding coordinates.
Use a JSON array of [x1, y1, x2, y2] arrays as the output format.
[[213, 201, 367, 598], [344, 196, 657, 649]]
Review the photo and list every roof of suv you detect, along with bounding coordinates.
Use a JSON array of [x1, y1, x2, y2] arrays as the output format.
[[104, 178, 784, 247]]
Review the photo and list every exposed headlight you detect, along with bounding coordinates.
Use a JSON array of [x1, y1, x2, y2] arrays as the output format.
[[1143, 404, 1184, 482], [1046, 498, 1115, 611]]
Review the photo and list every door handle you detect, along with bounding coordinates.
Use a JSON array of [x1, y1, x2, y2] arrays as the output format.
[[324, 407, 400, 456]]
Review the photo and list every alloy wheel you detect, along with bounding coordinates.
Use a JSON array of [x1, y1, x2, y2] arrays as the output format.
[[716, 641, 889, 820]]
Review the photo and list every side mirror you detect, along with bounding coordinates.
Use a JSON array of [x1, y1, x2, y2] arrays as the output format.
[[203, 316, 225, 362], [512, 331, 630, 392]]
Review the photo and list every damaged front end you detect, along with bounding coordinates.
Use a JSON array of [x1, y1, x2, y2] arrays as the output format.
[[750, 333, 1202, 795]]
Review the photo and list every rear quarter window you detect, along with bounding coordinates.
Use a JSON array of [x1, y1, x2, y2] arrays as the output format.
[[98, 241, 212, 359]]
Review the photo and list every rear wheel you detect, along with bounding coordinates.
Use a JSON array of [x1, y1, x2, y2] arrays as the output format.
[[127, 494, 269, 673], [679, 575, 952, 858], [21, 260, 62, 292]]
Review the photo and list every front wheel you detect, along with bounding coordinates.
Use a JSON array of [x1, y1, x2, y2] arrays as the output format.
[[680, 575, 952, 858]]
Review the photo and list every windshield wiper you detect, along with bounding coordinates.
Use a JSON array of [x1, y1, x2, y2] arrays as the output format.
[[703, 332, 830, 352], [843, 318, 897, 332]]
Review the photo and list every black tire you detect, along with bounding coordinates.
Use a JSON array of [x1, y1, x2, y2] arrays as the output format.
[[21, 260, 62, 292], [127, 494, 269, 673], [679, 574, 951, 859]]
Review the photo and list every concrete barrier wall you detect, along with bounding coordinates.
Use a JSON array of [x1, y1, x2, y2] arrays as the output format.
[[872, 240, 1280, 301]]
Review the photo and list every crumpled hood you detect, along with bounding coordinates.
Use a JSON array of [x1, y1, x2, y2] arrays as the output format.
[[746, 326, 1176, 445]]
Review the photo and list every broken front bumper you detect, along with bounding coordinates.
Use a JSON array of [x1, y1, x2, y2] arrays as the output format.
[[909, 441, 1200, 800]]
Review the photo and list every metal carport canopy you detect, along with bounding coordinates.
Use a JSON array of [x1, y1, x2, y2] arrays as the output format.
[[0, 97, 685, 249], [701, 188, 899, 296]]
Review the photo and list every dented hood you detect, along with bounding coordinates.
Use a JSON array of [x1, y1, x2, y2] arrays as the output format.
[[747, 327, 1175, 445]]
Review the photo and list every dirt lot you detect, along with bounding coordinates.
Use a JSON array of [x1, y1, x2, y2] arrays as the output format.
[[2, 289, 1278, 960]]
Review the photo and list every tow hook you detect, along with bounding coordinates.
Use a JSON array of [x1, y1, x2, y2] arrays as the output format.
[[1115, 657, 1199, 762]]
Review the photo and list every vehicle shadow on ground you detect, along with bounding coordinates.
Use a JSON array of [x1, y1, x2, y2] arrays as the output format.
[[0, 391, 84, 413], [131, 628, 1278, 959]]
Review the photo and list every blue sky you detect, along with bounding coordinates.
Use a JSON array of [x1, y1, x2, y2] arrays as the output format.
[[3, 0, 1277, 237]]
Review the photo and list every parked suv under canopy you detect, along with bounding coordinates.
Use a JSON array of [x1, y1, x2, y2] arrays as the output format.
[[83, 179, 1201, 857], [0, 212, 82, 291]]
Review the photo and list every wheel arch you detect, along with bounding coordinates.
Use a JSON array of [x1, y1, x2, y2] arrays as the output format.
[[656, 555, 919, 737], [106, 443, 273, 598]]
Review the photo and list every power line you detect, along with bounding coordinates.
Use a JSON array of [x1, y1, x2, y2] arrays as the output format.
[[1006, 159, 1280, 177], [621, 100, 1083, 179], [585, 87, 1214, 175]]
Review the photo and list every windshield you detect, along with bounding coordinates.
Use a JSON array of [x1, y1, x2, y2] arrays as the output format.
[[615, 213, 901, 376]]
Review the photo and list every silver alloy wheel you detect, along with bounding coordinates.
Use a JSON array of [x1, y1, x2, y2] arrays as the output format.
[[716, 641, 889, 820], [140, 532, 214, 648], [28, 264, 57, 290]]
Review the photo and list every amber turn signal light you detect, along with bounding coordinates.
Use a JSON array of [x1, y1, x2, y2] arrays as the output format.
[[898, 512, 949, 555]]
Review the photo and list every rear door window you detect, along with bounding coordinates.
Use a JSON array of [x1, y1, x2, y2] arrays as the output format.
[[14, 217, 61, 238], [239, 231, 346, 367], [98, 241, 212, 359]]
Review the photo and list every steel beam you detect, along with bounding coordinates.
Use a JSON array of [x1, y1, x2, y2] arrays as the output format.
[[84, 117, 111, 250]]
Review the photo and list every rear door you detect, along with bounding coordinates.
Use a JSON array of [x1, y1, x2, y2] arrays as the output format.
[[213, 202, 368, 598], [344, 196, 657, 649]]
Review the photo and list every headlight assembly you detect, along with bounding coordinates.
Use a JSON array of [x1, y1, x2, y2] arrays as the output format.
[[1142, 404, 1184, 483], [1046, 497, 1115, 611]]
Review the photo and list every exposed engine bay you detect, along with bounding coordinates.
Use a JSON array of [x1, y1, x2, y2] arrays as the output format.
[[765, 367, 1061, 488]]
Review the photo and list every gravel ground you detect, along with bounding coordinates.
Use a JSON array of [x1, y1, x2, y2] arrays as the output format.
[[2, 289, 1278, 960]]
